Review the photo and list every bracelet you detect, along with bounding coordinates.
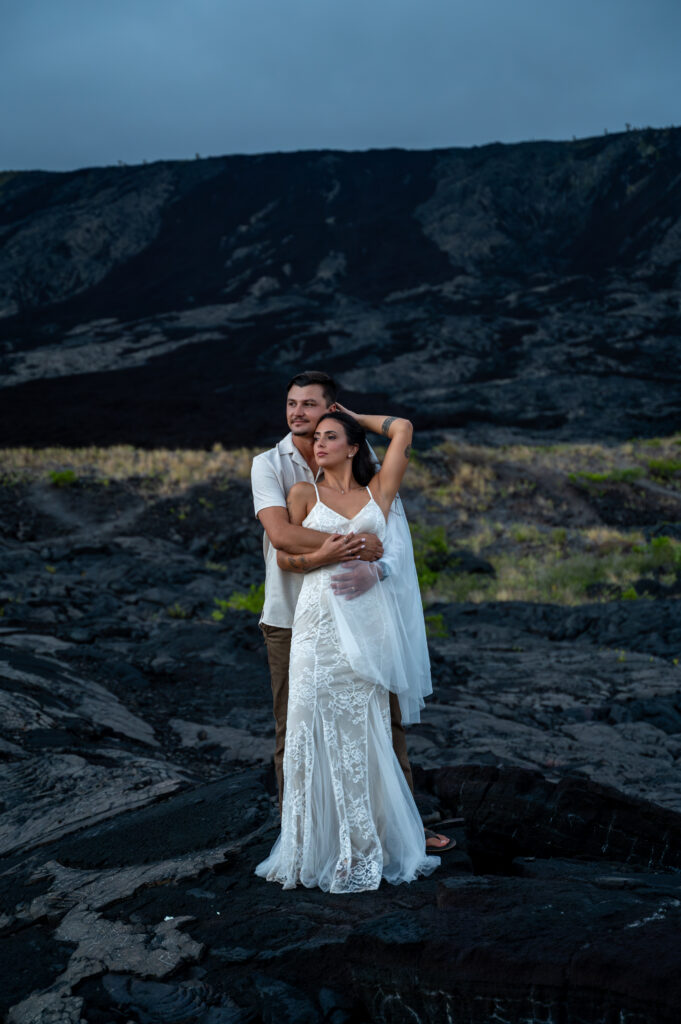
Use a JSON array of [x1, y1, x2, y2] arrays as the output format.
[[376, 559, 390, 580]]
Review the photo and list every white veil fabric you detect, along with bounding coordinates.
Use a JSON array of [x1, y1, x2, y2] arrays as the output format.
[[325, 485, 433, 726], [381, 494, 433, 723]]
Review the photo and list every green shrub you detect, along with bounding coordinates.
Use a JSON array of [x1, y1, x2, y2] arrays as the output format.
[[648, 536, 681, 569], [167, 602, 189, 619], [569, 468, 644, 485], [510, 523, 543, 544], [410, 523, 449, 590], [211, 602, 227, 622], [647, 458, 681, 481], [425, 613, 448, 638], [213, 583, 265, 618], [48, 469, 78, 487]]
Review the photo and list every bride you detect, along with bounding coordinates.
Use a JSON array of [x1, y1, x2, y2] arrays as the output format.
[[255, 407, 440, 893]]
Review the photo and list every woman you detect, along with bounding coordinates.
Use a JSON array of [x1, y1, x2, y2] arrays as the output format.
[[255, 408, 440, 893]]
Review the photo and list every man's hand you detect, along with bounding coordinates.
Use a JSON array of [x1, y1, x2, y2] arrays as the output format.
[[330, 561, 381, 600], [355, 531, 383, 561]]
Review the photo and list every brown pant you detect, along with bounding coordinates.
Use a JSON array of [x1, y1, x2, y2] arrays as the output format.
[[260, 622, 414, 810]]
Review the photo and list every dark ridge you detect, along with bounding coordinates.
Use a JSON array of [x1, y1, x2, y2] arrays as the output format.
[[1, 129, 681, 447]]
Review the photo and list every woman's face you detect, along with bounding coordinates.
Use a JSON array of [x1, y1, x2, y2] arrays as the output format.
[[313, 419, 357, 469]]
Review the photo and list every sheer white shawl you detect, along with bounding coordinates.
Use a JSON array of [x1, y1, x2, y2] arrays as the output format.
[[326, 488, 432, 725]]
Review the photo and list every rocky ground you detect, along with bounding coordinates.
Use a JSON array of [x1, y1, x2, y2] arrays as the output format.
[[3, 126, 681, 1022], [1, 442, 681, 1022]]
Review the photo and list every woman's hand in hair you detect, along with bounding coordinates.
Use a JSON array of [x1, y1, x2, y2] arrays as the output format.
[[330, 401, 357, 419]]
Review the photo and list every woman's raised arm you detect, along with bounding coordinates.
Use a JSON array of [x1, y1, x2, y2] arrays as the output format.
[[333, 403, 413, 512]]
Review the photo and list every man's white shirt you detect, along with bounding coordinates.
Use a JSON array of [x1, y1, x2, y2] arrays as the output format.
[[251, 432, 316, 628]]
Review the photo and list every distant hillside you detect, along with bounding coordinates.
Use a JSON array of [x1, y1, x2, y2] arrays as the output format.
[[1, 128, 680, 447]]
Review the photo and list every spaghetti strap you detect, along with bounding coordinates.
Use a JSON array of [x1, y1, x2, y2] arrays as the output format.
[[313, 479, 321, 500]]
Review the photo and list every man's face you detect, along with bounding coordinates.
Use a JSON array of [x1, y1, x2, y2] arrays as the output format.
[[286, 384, 331, 437]]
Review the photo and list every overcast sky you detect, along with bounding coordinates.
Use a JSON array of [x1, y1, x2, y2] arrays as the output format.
[[2, 0, 680, 171]]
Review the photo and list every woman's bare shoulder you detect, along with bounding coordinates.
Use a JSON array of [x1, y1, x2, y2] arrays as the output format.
[[288, 481, 316, 497], [286, 481, 316, 524], [287, 481, 316, 511]]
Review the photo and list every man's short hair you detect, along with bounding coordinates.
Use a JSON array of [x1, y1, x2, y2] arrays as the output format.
[[286, 370, 337, 407]]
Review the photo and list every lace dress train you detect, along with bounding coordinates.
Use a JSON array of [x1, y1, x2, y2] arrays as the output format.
[[255, 491, 439, 893]]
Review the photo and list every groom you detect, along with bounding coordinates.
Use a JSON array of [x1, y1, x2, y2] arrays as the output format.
[[251, 370, 453, 852]]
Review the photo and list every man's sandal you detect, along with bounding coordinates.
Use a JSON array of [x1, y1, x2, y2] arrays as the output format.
[[424, 828, 457, 852]]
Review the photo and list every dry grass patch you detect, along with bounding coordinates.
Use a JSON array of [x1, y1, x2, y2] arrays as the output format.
[[431, 530, 681, 606], [2, 433, 680, 609], [0, 444, 258, 494]]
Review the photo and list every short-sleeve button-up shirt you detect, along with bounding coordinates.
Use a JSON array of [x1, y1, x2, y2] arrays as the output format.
[[251, 432, 316, 627]]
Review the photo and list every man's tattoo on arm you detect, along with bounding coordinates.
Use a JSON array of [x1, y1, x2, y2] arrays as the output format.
[[381, 416, 397, 437], [404, 443, 412, 459], [287, 555, 309, 572]]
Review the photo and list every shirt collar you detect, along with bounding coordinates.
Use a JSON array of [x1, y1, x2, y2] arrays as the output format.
[[278, 432, 311, 471], [277, 431, 295, 455]]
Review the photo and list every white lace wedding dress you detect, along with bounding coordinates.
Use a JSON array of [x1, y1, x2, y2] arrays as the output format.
[[255, 487, 440, 893]]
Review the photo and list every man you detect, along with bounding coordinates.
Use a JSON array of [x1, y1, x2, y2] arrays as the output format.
[[251, 369, 453, 852]]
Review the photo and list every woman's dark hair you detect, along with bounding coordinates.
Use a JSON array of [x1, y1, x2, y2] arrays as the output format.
[[316, 411, 376, 486]]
